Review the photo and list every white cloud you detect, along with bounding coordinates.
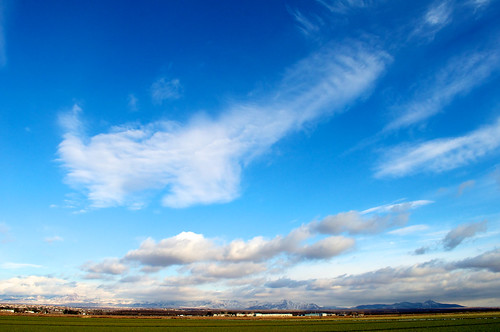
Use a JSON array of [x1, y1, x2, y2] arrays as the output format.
[[297, 236, 355, 259], [121, 201, 425, 272], [469, 0, 491, 9], [58, 43, 389, 208], [412, 0, 453, 39], [317, 0, 375, 14], [388, 224, 429, 236], [457, 180, 475, 196], [376, 117, 500, 177], [288, 8, 321, 37], [361, 200, 433, 214], [299, 257, 500, 306], [0, 275, 124, 305], [44, 235, 63, 243], [312, 205, 415, 235], [124, 227, 352, 270], [456, 248, 500, 272], [189, 262, 267, 279], [0, 222, 8, 235], [127, 93, 138, 111], [0, 262, 42, 269], [386, 49, 500, 131], [442, 220, 487, 250], [495, 166, 500, 189], [413, 246, 431, 255], [82, 258, 129, 276], [151, 77, 182, 104], [0, 222, 12, 243], [124, 232, 220, 267], [3, 249, 500, 306], [425, 1, 452, 26]]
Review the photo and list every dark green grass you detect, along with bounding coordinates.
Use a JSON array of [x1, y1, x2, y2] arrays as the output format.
[[1, 314, 499, 331]]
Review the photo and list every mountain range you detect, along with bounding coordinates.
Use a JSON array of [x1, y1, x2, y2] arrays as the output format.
[[354, 300, 464, 310], [125, 299, 462, 310]]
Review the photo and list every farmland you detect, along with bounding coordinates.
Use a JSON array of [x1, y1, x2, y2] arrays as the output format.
[[1, 312, 499, 331]]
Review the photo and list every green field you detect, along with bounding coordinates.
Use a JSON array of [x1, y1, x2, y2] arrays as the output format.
[[1, 313, 499, 331]]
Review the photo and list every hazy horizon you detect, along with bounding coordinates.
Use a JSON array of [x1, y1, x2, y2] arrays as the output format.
[[1, 0, 500, 308]]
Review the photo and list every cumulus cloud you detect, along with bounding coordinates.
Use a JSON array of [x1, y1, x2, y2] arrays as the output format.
[[151, 77, 182, 104], [311, 200, 428, 235], [4, 248, 500, 306], [189, 262, 267, 279], [124, 232, 220, 267], [456, 248, 500, 272], [376, 117, 500, 178], [237, 249, 500, 306], [265, 277, 308, 289], [0, 275, 123, 305], [82, 258, 129, 276], [413, 246, 431, 255], [297, 236, 355, 259], [442, 220, 487, 250], [105, 201, 426, 278], [58, 43, 389, 209], [124, 228, 353, 270]]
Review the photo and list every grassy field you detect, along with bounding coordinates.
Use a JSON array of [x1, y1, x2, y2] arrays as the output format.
[[1, 312, 499, 331]]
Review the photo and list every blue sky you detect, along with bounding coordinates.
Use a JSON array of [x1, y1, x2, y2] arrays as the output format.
[[1, 0, 500, 307]]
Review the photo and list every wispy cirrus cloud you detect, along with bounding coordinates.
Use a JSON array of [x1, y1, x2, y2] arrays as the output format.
[[388, 224, 429, 236], [424, 1, 452, 26], [58, 43, 389, 209], [385, 48, 500, 131], [457, 180, 475, 196], [376, 117, 500, 178], [151, 77, 182, 104], [469, 0, 491, 9], [288, 8, 322, 37], [44, 235, 63, 244], [0, 262, 42, 269], [317, 0, 375, 14], [361, 200, 432, 214], [412, 0, 453, 39], [127, 94, 138, 111], [0, 222, 12, 243]]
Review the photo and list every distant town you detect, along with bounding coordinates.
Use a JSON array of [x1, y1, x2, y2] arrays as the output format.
[[1, 302, 499, 318]]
